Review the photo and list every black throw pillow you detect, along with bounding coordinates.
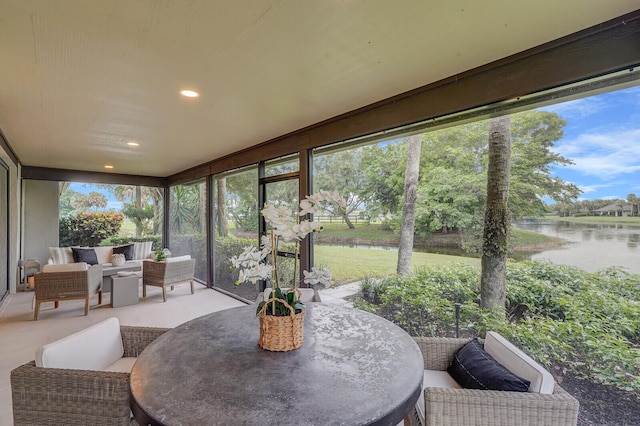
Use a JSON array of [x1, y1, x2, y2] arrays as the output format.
[[113, 243, 134, 261], [71, 247, 99, 265], [447, 338, 531, 392]]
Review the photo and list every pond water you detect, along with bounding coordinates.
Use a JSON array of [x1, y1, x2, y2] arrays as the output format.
[[512, 219, 640, 274], [324, 219, 640, 275]]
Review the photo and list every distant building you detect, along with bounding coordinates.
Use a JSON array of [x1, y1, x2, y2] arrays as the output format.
[[593, 203, 635, 217]]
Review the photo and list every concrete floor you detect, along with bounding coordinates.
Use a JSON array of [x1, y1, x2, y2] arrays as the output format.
[[0, 282, 246, 426], [0, 281, 361, 425]]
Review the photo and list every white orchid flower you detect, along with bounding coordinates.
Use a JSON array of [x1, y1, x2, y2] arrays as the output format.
[[276, 226, 299, 242], [254, 264, 273, 280], [295, 221, 313, 236], [305, 193, 323, 204], [294, 220, 322, 238], [290, 223, 305, 239], [231, 191, 342, 294], [230, 246, 261, 268], [320, 189, 346, 209], [303, 267, 333, 287], [264, 206, 294, 228], [260, 234, 272, 250], [237, 263, 273, 285], [299, 199, 317, 216], [261, 204, 279, 222]]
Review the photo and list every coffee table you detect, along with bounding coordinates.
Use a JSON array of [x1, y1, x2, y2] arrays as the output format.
[[102, 262, 141, 292], [130, 303, 423, 425]]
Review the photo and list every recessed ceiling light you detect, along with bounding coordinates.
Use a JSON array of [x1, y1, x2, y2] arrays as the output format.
[[127, 141, 139, 147], [180, 89, 199, 98], [104, 165, 114, 169]]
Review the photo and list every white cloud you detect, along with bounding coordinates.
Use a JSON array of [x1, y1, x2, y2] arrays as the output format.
[[553, 128, 640, 179], [577, 184, 612, 194], [541, 97, 606, 119]]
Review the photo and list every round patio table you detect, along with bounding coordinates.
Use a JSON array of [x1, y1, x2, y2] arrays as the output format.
[[130, 303, 423, 426]]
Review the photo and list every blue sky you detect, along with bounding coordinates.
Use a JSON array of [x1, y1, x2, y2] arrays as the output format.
[[68, 183, 123, 210], [541, 85, 640, 201]]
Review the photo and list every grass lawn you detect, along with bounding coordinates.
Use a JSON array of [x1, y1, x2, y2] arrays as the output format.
[[120, 218, 137, 235], [316, 222, 398, 241], [545, 214, 640, 225], [509, 227, 563, 251], [317, 221, 557, 251], [315, 245, 479, 283]]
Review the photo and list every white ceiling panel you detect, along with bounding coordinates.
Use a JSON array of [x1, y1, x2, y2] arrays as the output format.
[[0, 0, 638, 176]]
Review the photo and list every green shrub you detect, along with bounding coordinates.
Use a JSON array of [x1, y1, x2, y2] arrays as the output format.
[[360, 276, 391, 304], [214, 235, 257, 281], [101, 234, 162, 250], [355, 260, 640, 392], [60, 212, 123, 247]]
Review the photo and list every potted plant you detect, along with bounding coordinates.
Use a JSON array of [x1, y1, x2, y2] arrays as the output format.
[[153, 248, 171, 262], [230, 190, 345, 351]]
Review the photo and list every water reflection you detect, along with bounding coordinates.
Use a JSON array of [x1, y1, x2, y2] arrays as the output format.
[[513, 220, 640, 274], [324, 219, 640, 274]]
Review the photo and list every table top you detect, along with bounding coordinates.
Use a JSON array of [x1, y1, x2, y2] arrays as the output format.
[[103, 262, 141, 275], [130, 303, 423, 426]]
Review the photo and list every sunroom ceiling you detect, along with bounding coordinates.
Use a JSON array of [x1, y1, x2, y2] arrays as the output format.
[[0, 1, 638, 177]]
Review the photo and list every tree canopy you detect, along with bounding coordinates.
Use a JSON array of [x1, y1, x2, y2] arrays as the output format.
[[354, 110, 580, 250]]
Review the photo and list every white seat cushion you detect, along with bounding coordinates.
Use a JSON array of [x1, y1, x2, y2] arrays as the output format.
[[165, 255, 192, 263], [42, 262, 88, 272], [104, 357, 137, 373], [484, 331, 555, 394], [423, 369, 462, 389], [35, 317, 124, 371], [417, 370, 462, 425]]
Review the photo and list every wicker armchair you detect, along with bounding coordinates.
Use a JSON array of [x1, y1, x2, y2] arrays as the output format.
[[412, 336, 579, 426], [142, 257, 196, 302], [11, 325, 170, 426], [33, 262, 103, 320]]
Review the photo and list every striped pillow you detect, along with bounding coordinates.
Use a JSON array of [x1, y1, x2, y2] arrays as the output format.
[[133, 241, 153, 260], [48, 247, 74, 264]]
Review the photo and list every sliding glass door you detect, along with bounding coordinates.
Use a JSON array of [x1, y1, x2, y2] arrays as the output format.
[[213, 166, 260, 301], [0, 160, 8, 301]]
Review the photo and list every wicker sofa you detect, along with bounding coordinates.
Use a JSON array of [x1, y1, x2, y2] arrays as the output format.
[[11, 319, 169, 426], [47, 242, 154, 292], [412, 334, 579, 426]]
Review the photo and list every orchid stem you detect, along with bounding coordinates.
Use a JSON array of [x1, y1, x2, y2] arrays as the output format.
[[270, 230, 276, 314]]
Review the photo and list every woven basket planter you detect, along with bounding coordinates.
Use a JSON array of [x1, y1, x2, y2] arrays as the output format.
[[258, 298, 305, 352]]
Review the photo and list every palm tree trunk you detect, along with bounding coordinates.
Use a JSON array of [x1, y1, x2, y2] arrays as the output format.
[[152, 188, 163, 235], [217, 178, 228, 237], [397, 135, 422, 275], [199, 183, 206, 234], [135, 186, 142, 237], [480, 116, 511, 311]]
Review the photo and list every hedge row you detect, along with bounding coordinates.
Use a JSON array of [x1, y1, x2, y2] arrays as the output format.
[[354, 260, 640, 392]]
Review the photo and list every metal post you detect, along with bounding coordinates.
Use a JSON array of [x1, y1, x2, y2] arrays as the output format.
[[454, 303, 461, 338]]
